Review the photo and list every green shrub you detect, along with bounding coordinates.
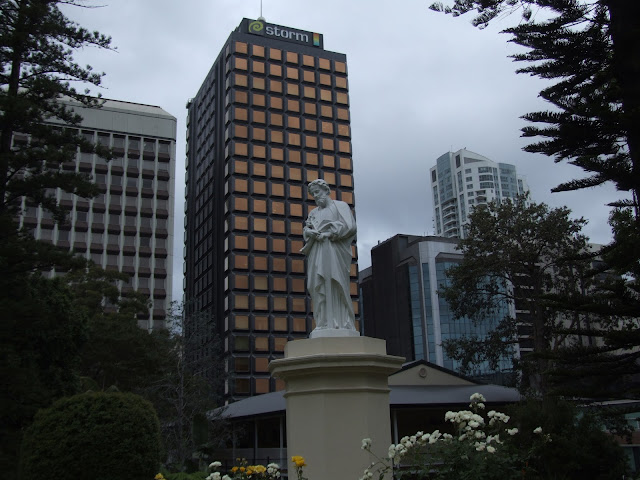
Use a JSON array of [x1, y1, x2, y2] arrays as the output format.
[[21, 391, 162, 480], [165, 472, 208, 480]]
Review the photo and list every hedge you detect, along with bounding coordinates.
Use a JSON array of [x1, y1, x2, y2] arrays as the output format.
[[21, 391, 162, 480]]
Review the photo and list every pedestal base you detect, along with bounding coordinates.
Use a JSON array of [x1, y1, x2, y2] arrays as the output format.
[[269, 336, 404, 480], [309, 327, 360, 338]]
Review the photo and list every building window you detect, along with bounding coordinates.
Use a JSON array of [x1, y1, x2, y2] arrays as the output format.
[[269, 48, 281, 60], [269, 64, 282, 76]]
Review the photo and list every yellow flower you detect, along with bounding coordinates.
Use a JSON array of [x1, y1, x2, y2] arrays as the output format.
[[239, 467, 246, 473], [253, 465, 266, 473], [155, 475, 165, 480], [231, 466, 239, 473], [292, 455, 306, 468]]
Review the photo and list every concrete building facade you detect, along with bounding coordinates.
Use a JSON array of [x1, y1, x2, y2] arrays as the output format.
[[17, 98, 177, 329]]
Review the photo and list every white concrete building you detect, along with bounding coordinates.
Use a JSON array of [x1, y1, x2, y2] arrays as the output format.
[[431, 148, 529, 238], [16, 98, 177, 330]]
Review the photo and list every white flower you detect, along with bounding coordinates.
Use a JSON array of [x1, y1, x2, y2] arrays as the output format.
[[533, 426, 543, 434], [361, 438, 372, 450], [360, 468, 373, 480], [209, 461, 222, 469], [487, 445, 496, 454], [206, 473, 221, 480], [470, 393, 486, 403], [388, 445, 396, 459], [476, 402, 485, 410], [421, 433, 430, 442], [469, 420, 479, 428], [475, 442, 486, 451], [507, 428, 518, 436], [222, 476, 232, 480]]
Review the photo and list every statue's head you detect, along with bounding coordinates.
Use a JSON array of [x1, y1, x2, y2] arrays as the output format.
[[308, 179, 331, 195], [308, 179, 331, 207]]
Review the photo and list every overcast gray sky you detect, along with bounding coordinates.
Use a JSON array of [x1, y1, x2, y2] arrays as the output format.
[[63, 0, 622, 303]]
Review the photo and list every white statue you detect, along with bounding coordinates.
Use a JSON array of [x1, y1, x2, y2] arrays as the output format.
[[301, 179, 358, 338]]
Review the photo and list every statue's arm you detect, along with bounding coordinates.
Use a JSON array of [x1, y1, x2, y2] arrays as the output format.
[[333, 202, 357, 240]]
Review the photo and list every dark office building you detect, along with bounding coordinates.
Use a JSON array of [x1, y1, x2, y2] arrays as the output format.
[[184, 18, 359, 401], [360, 234, 512, 383]]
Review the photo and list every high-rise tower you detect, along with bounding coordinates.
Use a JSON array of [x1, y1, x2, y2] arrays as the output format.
[[431, 149, 529, 238], [184, 18, 359, 400]]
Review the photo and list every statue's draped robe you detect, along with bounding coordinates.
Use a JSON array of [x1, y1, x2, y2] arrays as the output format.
[[302, 200, 356, 330]]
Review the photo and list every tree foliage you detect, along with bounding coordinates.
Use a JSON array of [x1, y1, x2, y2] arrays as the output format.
[[0, 0, 112, 226], [440, 196, 597, 392], [429, 0, 640, 208], [149, 302, 227, 471], [429, 0, 640, 398], [362, 392, 628, 480], [506, 397, 629, 480], [0, 274, 88, 470], [441, 196, 640, 398], [0, 2, 160, 475], [20, 391, 162, 480]]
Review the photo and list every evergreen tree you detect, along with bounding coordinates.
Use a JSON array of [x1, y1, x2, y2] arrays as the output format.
[[0, 1, 117, 474], [0, 0, 112, 274], [427, 1, 640, 206], [429, 0, 640, 397], [64, 262, 166, 393], [438, 195, 613, 395]]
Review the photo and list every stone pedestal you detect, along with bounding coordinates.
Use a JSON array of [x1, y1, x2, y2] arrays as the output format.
[[269, 336, 404, 480]]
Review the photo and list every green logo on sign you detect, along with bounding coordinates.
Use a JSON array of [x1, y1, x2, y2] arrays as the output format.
[[249, 20, 264, 33]]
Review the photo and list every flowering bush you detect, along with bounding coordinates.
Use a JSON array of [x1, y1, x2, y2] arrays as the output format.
[[204, 459, 281, 480], [361, 393, 550, 480]]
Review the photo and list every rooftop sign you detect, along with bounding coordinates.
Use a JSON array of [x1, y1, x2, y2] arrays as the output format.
[[241, 18, 323, 49]]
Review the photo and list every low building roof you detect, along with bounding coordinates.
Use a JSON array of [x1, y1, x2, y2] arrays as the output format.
[[390, 384, 520, 407], [214, 383, 520, 421]]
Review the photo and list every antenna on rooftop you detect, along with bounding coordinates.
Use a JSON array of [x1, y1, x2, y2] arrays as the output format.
[[258, 0, 265, 21]]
